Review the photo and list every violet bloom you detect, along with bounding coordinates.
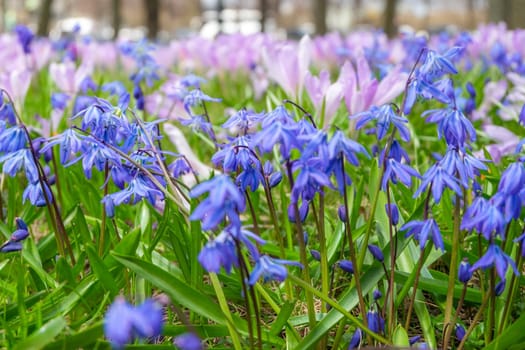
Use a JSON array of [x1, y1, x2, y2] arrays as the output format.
[[401, 218, 444, 251], [248, 255, 302, 285], [190, 175, 245, 231], [14, 25, 34, 54], [348, 328, 362, 349], [470, 244, 519, 281], [104, 297, 163, 349], [174, 332, 203, 350]]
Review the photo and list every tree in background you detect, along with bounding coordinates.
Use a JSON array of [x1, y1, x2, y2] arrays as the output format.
[[313, 0, 327, 35], [144, 0, 160, 39], [383, 0, 397, 38], [112, 0, 121, 39], [37, 0, 53, 36]]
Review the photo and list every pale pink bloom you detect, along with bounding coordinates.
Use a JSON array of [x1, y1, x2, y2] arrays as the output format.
[[338, 56, 407, 116], [304, 70, 343, 127], [0, 68, 32, 106], [30, 39, 53, 70], [262, 35, 311, 98], [472, 80, 508, 121], [49, 60, 93, 94], [475, 124, 520, 163]]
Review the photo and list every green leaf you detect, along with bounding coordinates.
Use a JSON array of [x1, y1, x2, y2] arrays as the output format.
[[112, 253, 227, 324], [85, 245, 120, 296], [485, 312, 525, 350], [14, 317, 67, 350], [270, 301, 296, 336], [393, 324, 410, 347], [43, 322, 103, 350]]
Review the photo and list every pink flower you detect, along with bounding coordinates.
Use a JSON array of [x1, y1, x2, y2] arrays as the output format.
[[304, 69, 343, 127], [338, 56, 407, 116], [262, 35, 311, 98], [49, 60, 93, 94]]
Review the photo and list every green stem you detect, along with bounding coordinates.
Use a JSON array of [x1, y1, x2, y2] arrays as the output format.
[[210, 273, 244, 350], [311, 198, 329, 314], [98, 162, 109, 256], [442, 194, 462, 350], [498, 245, 522, 334], [404, 248, 425, 331], [285, 162, 316, 329], [288, 274, 391, 345], [457, 292, 492, 350]]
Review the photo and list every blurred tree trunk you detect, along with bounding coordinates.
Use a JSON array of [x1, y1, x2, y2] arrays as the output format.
[[467, 0, 475, 28], [37, 0, 53, 36], [144, 0, 160, 40], [0, 0, 6, 32], [354, 0, 362, 25], [383, 0, 397, 38], [260, 0, 267, 32], [112, 0, 121, 39], [488, 0, 510, 23], [313, 0, 327, 35]]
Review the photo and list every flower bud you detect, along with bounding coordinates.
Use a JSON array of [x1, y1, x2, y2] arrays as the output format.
[[269, 172, 282, 188], [385, 203, 399, 225], [495, 280, 506, 296], [338, 260, 354, 274], [348, 328, 362, 349], [337, 205, 347, 222], [455, 324, 466, 341], [310, 249, 321, 261], [458, 259, 472, 283], [368, 244, 384, 263], [373, 289, 382, 301]]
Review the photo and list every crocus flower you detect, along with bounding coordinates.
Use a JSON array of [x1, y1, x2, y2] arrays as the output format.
[[174, 332, 203, 350]]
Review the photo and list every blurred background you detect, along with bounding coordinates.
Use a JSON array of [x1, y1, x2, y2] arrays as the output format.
[[0, 0, 523, 40]]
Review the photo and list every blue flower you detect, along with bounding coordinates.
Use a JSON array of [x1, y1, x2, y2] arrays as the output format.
[[422, 107, 476, 148], [385, 203, 399, 225], [366, 310, 385, 334], [418, 47, 461, 80], [328, 130, 368, 166], [248, 255, 302, 285], [14, 25, 34, 54], [0, 101, 16, 125], [401, 218, 444, 251], [180, 115, 215, 141], [190, 175, 245, 231], [222, 109, 264, 133], [461, 200, 506, 240], [0, 148, 39, 183], [337, 260, 354, 274], [0, 125, 28, 153], [458, 259, 472, 283], [252, 118, 299, 159], [23, 181, 53, 207], [291, 157, 332, 203], [382, 157, 420, 190], [41, 129, 84, 164], [353, 104, 411, 142], [183, 90, 221, 115], [455, 324, 466, 341], [211, 136, 259, 173], [169, 157, 192, 178], [498, 162, 525, 195], [51, 93, 70, 110], [104, 297, 163, 349], [414, 163, 462, 203], [348, 328, 362, 349], [368, 244, 384, 263], [470, 244, 519, 281], [236, 166, 264, 192], [173, 332, 203, 350]]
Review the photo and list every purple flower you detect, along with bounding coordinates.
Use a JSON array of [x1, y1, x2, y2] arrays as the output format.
[[461, 200, 506, 240], [348, 328, 362, 349], [414, 163, 462, 203], [382, 157, 420, 191], [248, 255, 302, 285], [458, 259, 472, 283], [385, 203, 399, 225], [470, 244, 519, 281], [368, 244, 384, 263], [401, 218, 444, 251], [366, 310, 385, 334], [0, 241, 23, 253], [183, 89, 221, 115], [373, 289, 382, 301], [104, 297, 163, 349], [310, 249, 321, 261], [338, 260, 354, 274], [14, 25, 34, 54], [353, 104, 411, 142], [455, 324, 466, 341], [174, 332, 203, 350], [222, 108, 264, 134], [498, 162, 525, 195], [190, 175, 245, 231]]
